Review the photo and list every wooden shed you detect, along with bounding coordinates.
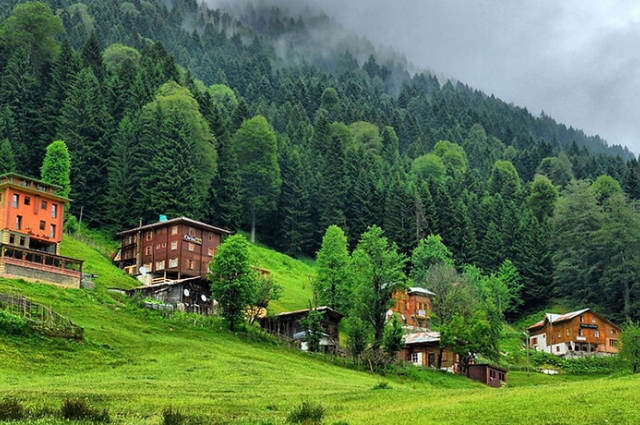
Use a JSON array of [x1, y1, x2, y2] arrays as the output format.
[[466, 364, 507, 388]]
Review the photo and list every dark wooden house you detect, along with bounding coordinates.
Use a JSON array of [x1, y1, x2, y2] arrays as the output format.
[[466, 364, 507, 388], [114, 216, 231, 284], [125, 277, 215, 315], [258, 307, 343, 352], [401, 331, 456, 369]]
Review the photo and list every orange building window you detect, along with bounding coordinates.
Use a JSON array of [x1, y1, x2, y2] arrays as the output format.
[[51, 203, 58, 218], [24, 196, 30, 206], [15, 215, 22, 230], [41, 201, 47, 210], [50, 224, 56, 239], [12, 194, 19, 208], [40, 221, 46, 230]]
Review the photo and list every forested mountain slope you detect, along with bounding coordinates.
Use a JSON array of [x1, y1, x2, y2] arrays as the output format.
[[1, 0, 639, 321]]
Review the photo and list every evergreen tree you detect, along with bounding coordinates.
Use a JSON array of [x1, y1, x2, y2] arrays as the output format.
[[0, 138, 16, 174]]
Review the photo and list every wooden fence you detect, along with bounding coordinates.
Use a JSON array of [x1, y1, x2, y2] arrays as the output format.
[[0, 292, 84, 339]]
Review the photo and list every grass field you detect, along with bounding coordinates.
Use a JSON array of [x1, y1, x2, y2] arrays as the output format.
[[1, 236, 639, 424]]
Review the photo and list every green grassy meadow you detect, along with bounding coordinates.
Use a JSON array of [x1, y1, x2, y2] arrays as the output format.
[[1, 236, 639, 424]]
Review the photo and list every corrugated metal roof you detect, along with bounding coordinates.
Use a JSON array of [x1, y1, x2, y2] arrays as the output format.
[[117, 216, 231, 236], [408, 287, 436, 296], [403, 331, 441, 344], [527, 308, 591, 330]]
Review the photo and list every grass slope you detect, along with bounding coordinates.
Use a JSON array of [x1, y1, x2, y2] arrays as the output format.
[[1, 237, 639, 424]]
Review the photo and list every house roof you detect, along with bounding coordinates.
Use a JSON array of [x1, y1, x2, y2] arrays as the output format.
[[0, 172, 70, 202], [117, 216, 231, 236], [403, 331, 441, 345], [408, 287, 436, 297], [527, 308, 619, 331], [271, 306, 344, 320]]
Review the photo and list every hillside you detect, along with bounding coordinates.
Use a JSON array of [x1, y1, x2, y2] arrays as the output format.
[[1, 239, 640, 424]]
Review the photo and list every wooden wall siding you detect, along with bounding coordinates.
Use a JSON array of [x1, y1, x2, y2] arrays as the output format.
[[467, 364, 507, 388], [403, 344, 455, 368], [393, 291, 432, 328]]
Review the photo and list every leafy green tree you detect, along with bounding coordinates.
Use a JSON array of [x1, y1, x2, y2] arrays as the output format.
[[620, 321, 640, 373], [352, 225, 407, 351], [300, 306, 324, 353], [0, 138, 16, 174], [209, 234, 257, 331], [410, 234, 455, 286], [233, 115, 281, 242], [383, 314, 405, 357], [412, 153, 446, 183], [488, 160, 521, 201], [528, 174, 558, 222], [440, 310, 494, 374], [537, 153, 574, 189], [432, 140, 468, 177], [0, 2, 64, 71], [40, 140, 71, 198], [246, 275, 281, 325], [313, 225, 352, 312], [345, 316, 369, 366]]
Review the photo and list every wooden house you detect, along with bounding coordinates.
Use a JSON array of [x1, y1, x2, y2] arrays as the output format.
[[258, 307, 343, 352], [401, 331, 456, 369], [0, 173, 82, 287], [528, 308, 621, 356], [115, 216, 231, 284], [125, 277, 214, 315], [467, 364, 507, 388], [391, 287, 434, 330]]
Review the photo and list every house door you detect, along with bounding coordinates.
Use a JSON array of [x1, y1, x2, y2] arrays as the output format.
[[428, 353, 435, 367]]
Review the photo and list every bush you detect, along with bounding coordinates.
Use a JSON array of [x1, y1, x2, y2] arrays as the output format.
[[0, 397, 24, 421], [372, 381, 390, 390], [0, 311, 32, 337], [286, 400, 324, 424], [163, 406, 187, 425], [60, 397, 110, 422]]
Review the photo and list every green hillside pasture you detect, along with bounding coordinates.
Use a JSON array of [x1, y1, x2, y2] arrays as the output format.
[[247, 243, 315, 312], [1, 280, 640, 424]]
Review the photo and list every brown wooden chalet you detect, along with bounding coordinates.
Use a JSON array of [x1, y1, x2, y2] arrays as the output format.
[[527, 308, 620, 356], [258, 306, 343, 352], [401, 331, 455, 369], [114, 216, 231, 284], [392, 287, 434, 329], [0, 173, 82, 287], [467, 364, 507, 388]]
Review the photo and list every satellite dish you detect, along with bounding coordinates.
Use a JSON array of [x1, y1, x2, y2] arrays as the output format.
[[201, 294, 207, 302], [183, 289, 190, 297], [139, 266, 147, 276]]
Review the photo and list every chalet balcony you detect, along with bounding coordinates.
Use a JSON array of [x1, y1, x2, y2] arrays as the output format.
[[0, 244, 83, 287]]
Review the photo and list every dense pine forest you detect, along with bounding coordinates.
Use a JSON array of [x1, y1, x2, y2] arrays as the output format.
[[1, 0, 640, 322]]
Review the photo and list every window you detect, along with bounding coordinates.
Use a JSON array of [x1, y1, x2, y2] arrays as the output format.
[[156, 244, 161, 250], [24, 196, 30, 206], [207, 247, 214, 256], [40, 221, 46, 231], [41, 201, 47, 210], [610, 339, 619, 347], [171, 241, 177, 250], [51, 203, 58, 218], [171, 225, 178, 235], [531, 337, 538, 345], [145, 246, 152, 255], [612, 329, 617, 335], [15, 215, 22, 230], [595, 330, 600, 338], [169, 258, 178, 268], [9, 234, 14, 244], [566, 328, 570, 336], [188, 243, 195, 252], [578, 328, 584, 337], [580, 315, 584, 323], [208, 232, 214, 241], [557, 330, 561, 339], [155, 260, 165, 270], [441, 351, 447, 361], [49, 224, 56, 239], [411, 353, 419, 364], [556, 346, 560, 352], [12, 194, 19, 208], [188, 227, 196, 236], [187, 259, 195, 270], [592, 317, 597, 324], [146, 231, 152, 241], [19, 236, 25, 246], [161, 243, 166, 248]]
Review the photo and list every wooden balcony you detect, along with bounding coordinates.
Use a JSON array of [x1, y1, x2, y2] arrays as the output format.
[[0, 244, 83, 286]]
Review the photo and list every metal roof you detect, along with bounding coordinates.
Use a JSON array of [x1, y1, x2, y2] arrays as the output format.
[[528, 308, 592, 330], [117, 216, 231, 236], [403, 331, 441, 344], [408, 287, 436, 296]]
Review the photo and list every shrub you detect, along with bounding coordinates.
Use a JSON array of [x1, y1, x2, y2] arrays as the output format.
[[0, 311, 32, 337], [286, 400, 324, 424], [60, 397, 110, 422], [163, 406, 188, 425], [0, 397, 24, 421], [372, 381, 390, 390]]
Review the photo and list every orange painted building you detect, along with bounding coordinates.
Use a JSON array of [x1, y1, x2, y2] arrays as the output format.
[[528, 308, 620, 356], [0, 173, 82, 287], [392, 287, 434, 329]]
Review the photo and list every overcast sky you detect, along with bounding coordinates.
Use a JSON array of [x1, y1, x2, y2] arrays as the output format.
[[211, 1, 640, 154]]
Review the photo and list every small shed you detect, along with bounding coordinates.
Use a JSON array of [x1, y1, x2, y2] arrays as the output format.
[[258, 306, 343, 352], [126, 277, 214, 315], [466, 364, 507, 388], [401, 331, 456, 369]]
